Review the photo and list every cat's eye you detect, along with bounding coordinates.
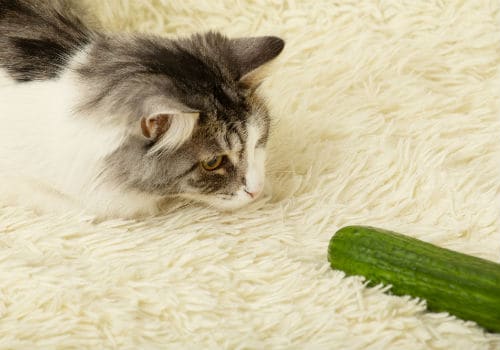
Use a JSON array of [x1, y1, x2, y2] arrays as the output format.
[[201, 155, 225, 171]]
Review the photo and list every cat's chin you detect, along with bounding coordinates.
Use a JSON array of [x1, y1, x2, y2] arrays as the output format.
[[181, 189, 259, 212]]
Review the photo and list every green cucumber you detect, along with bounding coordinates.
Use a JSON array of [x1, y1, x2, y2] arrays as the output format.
[[328, 226, 500, 332]]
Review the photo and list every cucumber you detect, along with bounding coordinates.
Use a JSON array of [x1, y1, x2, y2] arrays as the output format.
[[328, 226, 500, 333]]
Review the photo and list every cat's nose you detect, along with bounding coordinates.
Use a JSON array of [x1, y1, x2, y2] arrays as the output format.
[[244, 188, 261, 199], [244, 179, 264, 199], [245, 189, 259, 199]]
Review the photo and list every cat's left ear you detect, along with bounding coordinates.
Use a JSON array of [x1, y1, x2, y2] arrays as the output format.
[[230, 36, 285, 81], [140, 111, 199, 152]]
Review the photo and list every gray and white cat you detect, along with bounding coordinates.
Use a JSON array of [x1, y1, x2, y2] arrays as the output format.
[[0, 0, 284, 217]]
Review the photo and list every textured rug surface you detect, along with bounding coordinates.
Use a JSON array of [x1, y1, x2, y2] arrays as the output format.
[[1, 0, 500, 349]]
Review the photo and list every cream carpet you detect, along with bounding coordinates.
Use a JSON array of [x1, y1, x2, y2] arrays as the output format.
[[1, 0, 500, 349]]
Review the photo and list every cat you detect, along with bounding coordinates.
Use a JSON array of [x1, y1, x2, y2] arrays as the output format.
[[0, 0, 284, 218]]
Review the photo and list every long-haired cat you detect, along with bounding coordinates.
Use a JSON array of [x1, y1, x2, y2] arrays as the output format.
[[0, 0, 284, 217]]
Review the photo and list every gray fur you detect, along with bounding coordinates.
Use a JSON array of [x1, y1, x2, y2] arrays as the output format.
[[1, 0, 284, 205], [0, 0, 94, 81]]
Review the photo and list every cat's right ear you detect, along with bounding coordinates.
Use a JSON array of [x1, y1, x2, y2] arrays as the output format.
[[140, 112, 198, 152], [230, 36, 285, 81]]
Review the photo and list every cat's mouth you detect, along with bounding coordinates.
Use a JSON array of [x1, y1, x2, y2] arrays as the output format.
[[179, 187, 262, 211]]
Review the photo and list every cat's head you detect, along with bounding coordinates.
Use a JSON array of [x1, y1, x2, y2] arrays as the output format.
[[78, 32, 284, 210]]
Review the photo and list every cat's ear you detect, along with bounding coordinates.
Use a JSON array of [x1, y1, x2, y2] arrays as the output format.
[[140, 112, 198, 152], [230, 36, 285, 80], [141, 113, 171, 140]]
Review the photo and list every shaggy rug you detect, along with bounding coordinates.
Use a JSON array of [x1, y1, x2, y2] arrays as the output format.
[[1, 0, 500, 349]]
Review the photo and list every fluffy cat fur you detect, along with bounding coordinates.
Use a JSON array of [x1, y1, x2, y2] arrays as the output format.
[[0, 0, 284, 217]]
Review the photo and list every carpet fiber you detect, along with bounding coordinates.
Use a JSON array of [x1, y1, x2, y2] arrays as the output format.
[[1, 0, 500, 348]]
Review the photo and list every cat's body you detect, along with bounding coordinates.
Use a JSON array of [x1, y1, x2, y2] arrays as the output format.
[[0, 64, 152, 217], [0, 0, 284, 217]]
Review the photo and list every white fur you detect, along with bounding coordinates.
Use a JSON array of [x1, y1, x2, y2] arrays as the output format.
[[244, 123, 266, 196], [0, 53, 161, 218], [150, 112, 198, 154]]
